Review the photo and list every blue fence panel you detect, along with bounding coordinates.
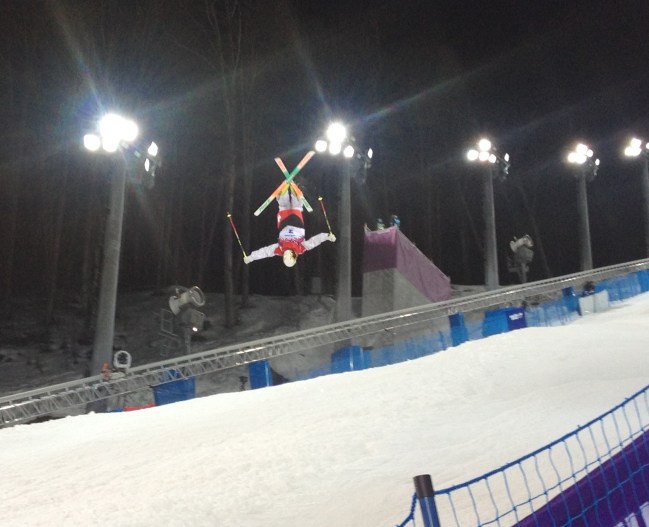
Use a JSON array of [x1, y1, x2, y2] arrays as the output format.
[[395, 384, 649, 527]]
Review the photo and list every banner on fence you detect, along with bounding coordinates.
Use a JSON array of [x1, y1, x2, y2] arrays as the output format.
[[518, 429, 649, 527]]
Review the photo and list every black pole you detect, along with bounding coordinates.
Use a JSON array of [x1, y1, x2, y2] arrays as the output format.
[[413, 474, 442, 527]]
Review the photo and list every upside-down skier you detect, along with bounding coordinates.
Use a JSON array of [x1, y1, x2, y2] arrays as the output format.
[[243, 190, 336, 267]]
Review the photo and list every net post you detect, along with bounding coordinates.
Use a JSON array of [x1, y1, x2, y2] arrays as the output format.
[[413, 474, 442, 527]]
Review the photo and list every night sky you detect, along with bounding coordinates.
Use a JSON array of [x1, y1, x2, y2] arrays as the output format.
[[2, 0, 649, 300]]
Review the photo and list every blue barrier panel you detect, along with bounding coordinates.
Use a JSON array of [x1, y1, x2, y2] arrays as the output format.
[[562, 286, 579, 313], [331, 345, 368, 374], [248, 361, 272, 389], [482, 308, 509, 337], [637, 270, 649, 292], [505, 307, 527, 331], [449, 313, 469, 346], [153, 370, 196, 406]]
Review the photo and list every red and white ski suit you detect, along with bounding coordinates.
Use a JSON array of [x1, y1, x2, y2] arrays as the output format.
[[246, 192, 331, 262]]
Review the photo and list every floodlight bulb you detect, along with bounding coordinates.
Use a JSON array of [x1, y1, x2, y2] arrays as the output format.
[[326, 122, 347, 144], [83, 134, 101, 151], [367, 148, 373, 159], [576, 143, 588, 155], [625, 146, 640, 157], [315, 139, 328, 153], [328, 141, 342, 155], [504, 153, 510, 162], [631, 138, 642, 148], [145, 158, 151, 172], [595, 158, 600, 166], [101, 136, 119, 153], [478, 151, 489, 161], [586, 149, 593, 158], [99, 113, 138, 144], [343, 145, 355, 158], [467, 149, 479, 161], [478, 138, 491, 152], [489, 154, 497, 163], [147, 141, 158, 157], [121, 119, 139, 143]]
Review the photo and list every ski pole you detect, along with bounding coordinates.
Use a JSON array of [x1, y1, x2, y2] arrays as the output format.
[[227, 212, 247, 257], [318, 196, 333, 235]]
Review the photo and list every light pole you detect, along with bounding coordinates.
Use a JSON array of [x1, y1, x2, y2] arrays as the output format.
[[623, 137, 649, 257], [315, 122, 373, 322], [567, 142, 599, 271], [467, 138, 510, 290], [83, 114, 159, 387]]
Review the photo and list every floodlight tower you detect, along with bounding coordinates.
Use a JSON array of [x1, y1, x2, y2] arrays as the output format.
[[623, 137, 649, 257], [466, 138, 510, 290], [566, 142, 600, 271], [83, 113, 159, 390], [315, 122, 373, 322]]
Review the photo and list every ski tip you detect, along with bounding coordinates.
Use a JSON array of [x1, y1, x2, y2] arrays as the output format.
[[227, 212, 231, 217], [253, 211, 261, 217], [318, 196, 323, 201]]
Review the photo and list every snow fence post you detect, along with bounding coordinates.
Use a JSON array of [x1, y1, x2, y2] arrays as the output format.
[[413, 474, 442, 527]]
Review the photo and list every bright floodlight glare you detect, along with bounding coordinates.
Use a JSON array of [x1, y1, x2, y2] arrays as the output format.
[[586, 149, 593, 158], [83, 133, 101, 151], [101, 136, 119, 153], [315, 139, 328, 153], [121, 119, 138, 143], [367, 148, 373, 159], [576, 143, 588, 155], [504, 153, 510, 162], [144, 158, 151, 172], [147, 142, 158, 157], [478, 138, 492, 152], [489, 154, 497, 163], [326, 122, 347, 144], [625, 145, 640, 157], [569, 153, 587, 164], [98, 113, 138, 144], [595, 158, 600, 166], [343, 145, 355, 158], [631, 138, 642, 148], [467, 149, 479, 161], [478, 151, 489, 162], [328, 141, 342, 155]]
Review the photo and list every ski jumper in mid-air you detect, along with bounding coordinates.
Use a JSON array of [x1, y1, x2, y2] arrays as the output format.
[[244, 190, 335, 267]]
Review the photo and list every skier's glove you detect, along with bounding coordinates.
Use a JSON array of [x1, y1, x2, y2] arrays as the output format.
[[243, 255, 252, 264], [328, 233, 336, 242]]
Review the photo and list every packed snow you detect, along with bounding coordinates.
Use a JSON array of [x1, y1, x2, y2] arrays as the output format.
[[2, 293, 649, 527]]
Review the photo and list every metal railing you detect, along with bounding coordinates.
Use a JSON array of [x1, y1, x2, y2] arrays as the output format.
[[2, 259, 648, 427]]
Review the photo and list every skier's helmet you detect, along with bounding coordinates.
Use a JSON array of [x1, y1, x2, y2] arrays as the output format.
[[282, 249, 297, 267]]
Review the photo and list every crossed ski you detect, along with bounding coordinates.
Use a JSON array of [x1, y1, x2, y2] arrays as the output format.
[[253, 150, 315, 216]]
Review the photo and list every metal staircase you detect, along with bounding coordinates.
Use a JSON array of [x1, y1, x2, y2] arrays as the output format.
[[1, 259, 647, 427]]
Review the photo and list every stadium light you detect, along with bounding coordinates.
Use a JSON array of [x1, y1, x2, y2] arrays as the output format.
[[314, 121, 373, 322], [566, 142, 599, 271], [623, 137, 649, 257], [466, 137, 510, 290], [82, 113, 160, 409]]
